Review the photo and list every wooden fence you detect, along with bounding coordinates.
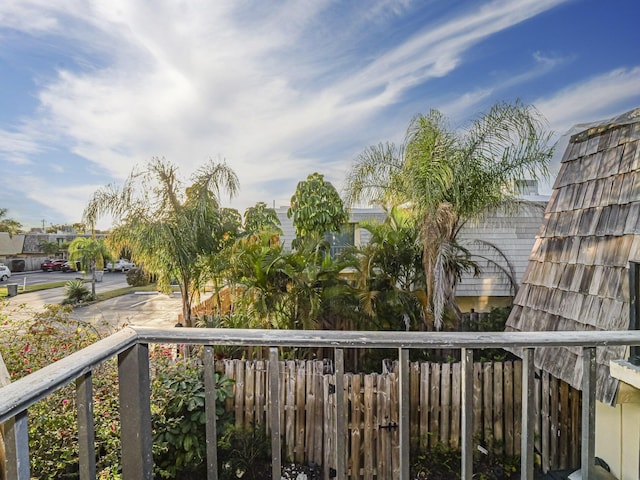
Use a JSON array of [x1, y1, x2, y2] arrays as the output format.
[[220, 358, 581, 479]]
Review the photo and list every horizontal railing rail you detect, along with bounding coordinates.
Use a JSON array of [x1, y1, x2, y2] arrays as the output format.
[[2, 327, 640, 480]]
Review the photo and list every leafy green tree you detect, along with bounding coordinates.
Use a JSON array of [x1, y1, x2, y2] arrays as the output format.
[[345, 100, 553, 329], [243, 202, 282, 235], [83, 157, 239, 327], [67, 236, 110, 297], [288, 173, 348, 248], [0, 208, 22, 236], [39, 240, 61, 257]]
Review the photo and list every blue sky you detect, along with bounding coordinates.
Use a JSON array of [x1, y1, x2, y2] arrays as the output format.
[[1, 0, 639, 230]]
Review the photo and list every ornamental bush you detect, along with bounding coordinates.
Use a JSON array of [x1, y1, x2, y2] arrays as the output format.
[[0, 302, 234, 479], [151, 352, 234, 479], [0, 303, 120, 478]]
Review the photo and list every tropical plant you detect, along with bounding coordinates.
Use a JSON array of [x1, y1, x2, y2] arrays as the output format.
[[243, 201, 282, 235], [83, 157, 240, 327], [67, 236, 111, 296], [279, 236, 359, 331], [227, 232, 291, 328], [288, 172, 348, 248], [355, 207, 426, 330], [63, 278, 92, 304], [38, 240, 61, 257], [345, 100, 553, 329], [226, 233, 358, 332]]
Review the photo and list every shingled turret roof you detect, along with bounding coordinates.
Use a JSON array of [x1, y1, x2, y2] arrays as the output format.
[[506, 107, 640, 405]]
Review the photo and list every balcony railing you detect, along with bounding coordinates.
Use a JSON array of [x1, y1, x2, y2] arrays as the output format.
[[2, 327, 640, 480]]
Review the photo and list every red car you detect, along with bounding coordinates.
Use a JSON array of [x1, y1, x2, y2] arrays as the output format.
[[41, 259, 67, 271]]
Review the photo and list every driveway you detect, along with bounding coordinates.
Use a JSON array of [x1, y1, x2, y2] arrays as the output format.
[[3, 282, 183, 330]]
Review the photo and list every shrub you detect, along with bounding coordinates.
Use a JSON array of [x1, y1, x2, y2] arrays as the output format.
[[0, 303, 120, 479], [217, 424, 271, 480], [126, 267, 150, 287], [151, 353, 234, 479], [0, 303, 235, 480], [63, 278, 94, 304], [411, 439, 520, 479]]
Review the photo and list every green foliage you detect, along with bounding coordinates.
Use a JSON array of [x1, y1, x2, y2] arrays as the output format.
[[464, 306, 516, 362], [83, 157, 240, 326], [63, 278, 95, 304], [227, 234, 359, 331], [411, 440, 520, 479], [151, 354, 234, 479], [68, 236, 110, 272], [355, 207, 426, 331], [125, 267, 151, 287], [0, 207, 23, 235], [217, 424, 271, 480], [464, 306, 512, 332], [39, 240, 61, 256], [243, 202, 282, 235], [288, 172, 348, 246], [0, 304, 120, 479], [345, 100, 554, 329]]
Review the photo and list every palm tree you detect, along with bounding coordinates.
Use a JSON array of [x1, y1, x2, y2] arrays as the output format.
[[355, 207, 426, 331], [345, 100, 554, 329], [67, 237, 110, 297], [83, 157, 239, 327]]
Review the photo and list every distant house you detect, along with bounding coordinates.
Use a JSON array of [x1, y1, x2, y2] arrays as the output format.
[[0, 232, 106, 271], [506, 108, 640, 479]]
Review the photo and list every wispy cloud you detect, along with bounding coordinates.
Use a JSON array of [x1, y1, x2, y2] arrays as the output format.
[[535, 66, 640, 135], [0, 129, 41, 165], [3, 0, 622, 227]]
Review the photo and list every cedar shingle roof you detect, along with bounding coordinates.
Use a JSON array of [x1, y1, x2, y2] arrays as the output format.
[[506, 107, 640, 405]]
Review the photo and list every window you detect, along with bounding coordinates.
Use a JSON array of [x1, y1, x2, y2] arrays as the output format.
[[325, 224, 355, 258]]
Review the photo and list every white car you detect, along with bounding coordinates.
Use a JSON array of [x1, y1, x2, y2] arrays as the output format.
[[0, 264, 11, 282], [105, 259, 135, 272]]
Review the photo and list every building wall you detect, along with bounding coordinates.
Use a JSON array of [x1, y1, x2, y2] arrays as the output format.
[[455, 204, 546, 310], [595, 399, 640, 480], [275, 205, 545, 309]]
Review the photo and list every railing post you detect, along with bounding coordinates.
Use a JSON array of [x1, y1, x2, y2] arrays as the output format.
[[461, 348, 473, 480], [521, 348, 535, 480], [581, 347, 596, 479], [335, 348, 346, 479], [76, 372, 96, 480], [269, 347, 281, 479], [4, 412, 30, 480], [118, 343, 153, 480], [399, 348, 410, 480], [204, 346, 218, 480]]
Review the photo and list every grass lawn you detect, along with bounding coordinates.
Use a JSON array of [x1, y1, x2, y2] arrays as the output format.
[[0, 280, 164, 299]]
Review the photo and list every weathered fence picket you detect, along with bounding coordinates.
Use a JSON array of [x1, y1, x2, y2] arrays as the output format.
[[219, 358, 582, 478]]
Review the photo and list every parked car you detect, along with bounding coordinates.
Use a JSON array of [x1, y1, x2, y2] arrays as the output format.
[[0, 263, 11, 281], [40, 259, 67, 271], [61, 261, 79, 273], [105, 259, 135, 272]]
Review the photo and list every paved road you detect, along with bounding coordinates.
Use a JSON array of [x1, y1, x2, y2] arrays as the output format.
[[3, 274, 183, 330]]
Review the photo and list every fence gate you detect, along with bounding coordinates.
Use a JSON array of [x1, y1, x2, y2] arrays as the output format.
[[220, 357, 581, 479]]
